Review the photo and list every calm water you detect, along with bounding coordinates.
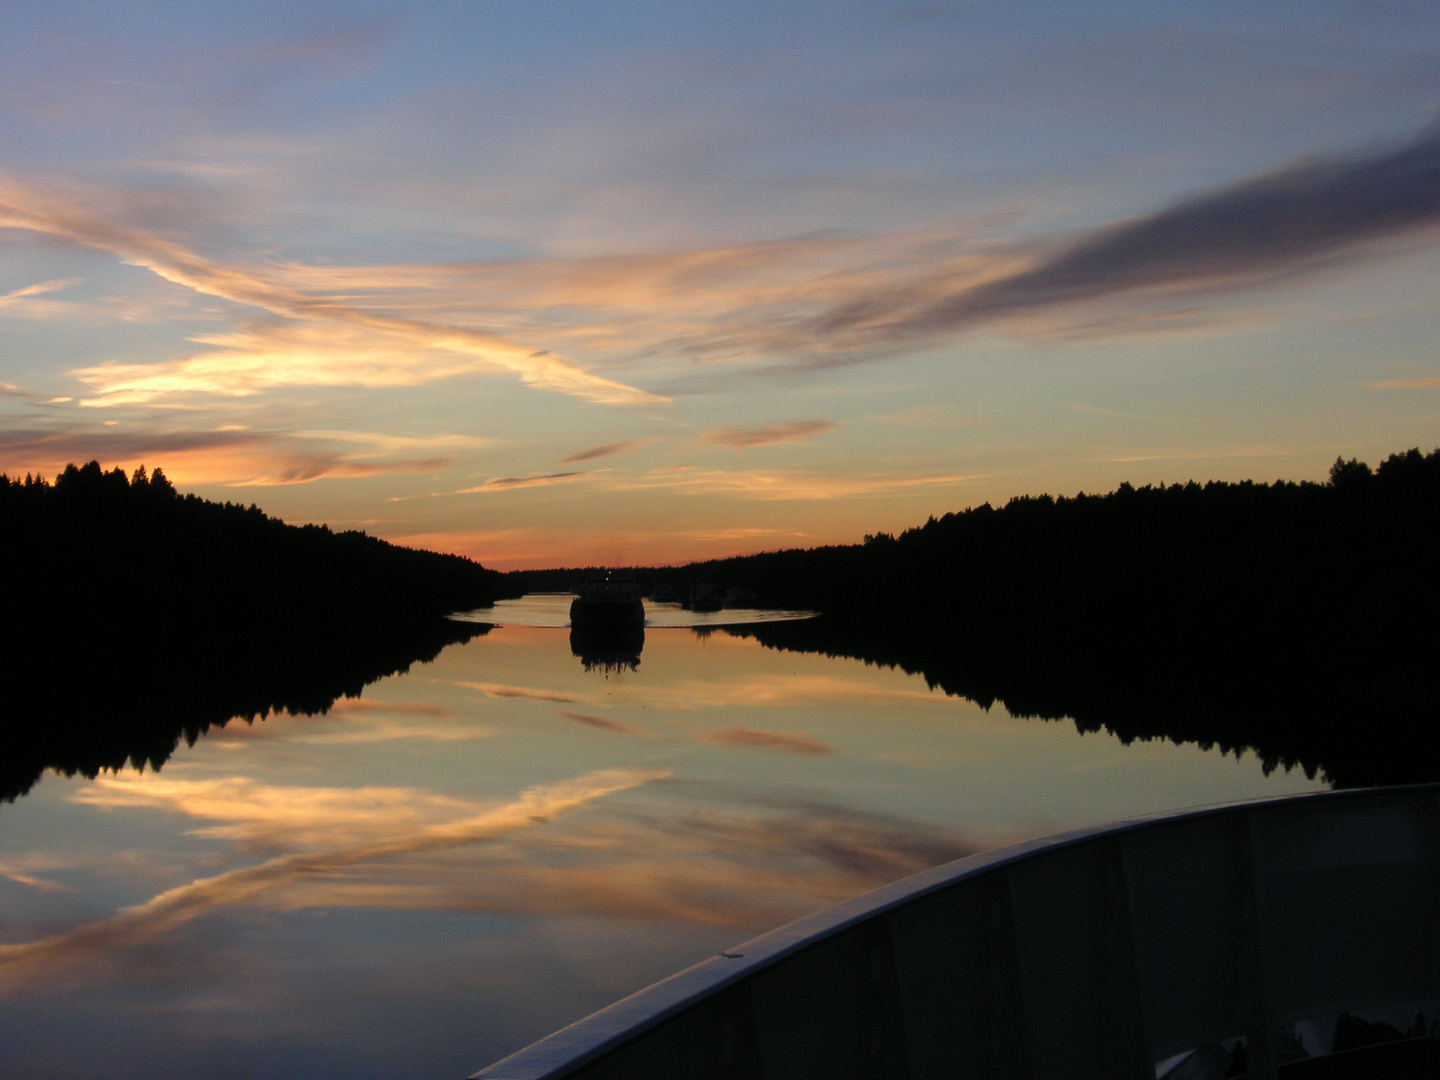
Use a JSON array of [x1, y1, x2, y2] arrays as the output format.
[[0, 597, 1324, 1079]]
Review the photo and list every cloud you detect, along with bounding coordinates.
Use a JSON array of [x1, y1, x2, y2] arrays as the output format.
[[675, 526, 816, 543], [0, 426, 470, 487], [11, 126, 1429, 416], [0, 278, 81, 319], [648, 796, 974, 882], [0, 768, 664, 989], [815, 125, 1440, 343], [71, 774, 481, 850], [1369, 376, 1440, 390], [604, 466, 974, 501], [325, 698, 453, 719], [637, 672, 945, 712], [455, 681, 582, 704], [559, 711, 648, 736], [701, 420, 836, 450], [0, 855, 75, 893], [228, 455, 458, 486], [0, 175, 664, 406], [264, 231, 1008, 375], [700, 725, 834, 755], [261, 698, 493, 746], [252, 795, 979, 931], [559, 439, 643, 464], [268, 129, 1440, 369], [457, 471, 588, 493]]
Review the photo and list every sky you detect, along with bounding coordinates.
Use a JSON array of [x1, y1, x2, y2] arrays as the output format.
[[1, 1, 1438, 569]]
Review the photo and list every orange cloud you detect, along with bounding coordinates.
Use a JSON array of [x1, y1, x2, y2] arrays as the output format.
[[326, 699, 453, 718], [701, 726, 834, 755], [559, 711, 649, 736], [603, 466, 975, 501], [0, 426, 475, 488], [1369, 376, 1440, 390], [702, 420, 836, 449], [559, 439, 643, 464], [456, 681, 582, 704], [456, 471, 589, 493], [0, 176, 664, 407], [0, 768, 665, 989]]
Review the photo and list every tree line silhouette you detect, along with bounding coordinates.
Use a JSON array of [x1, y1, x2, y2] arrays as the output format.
[[0, 461, 518, 801], [662, 449, 1439, 665], [519, 448, 1439, 788]]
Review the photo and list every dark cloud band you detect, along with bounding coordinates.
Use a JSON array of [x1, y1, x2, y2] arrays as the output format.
[[820, 125, 1440, 340]]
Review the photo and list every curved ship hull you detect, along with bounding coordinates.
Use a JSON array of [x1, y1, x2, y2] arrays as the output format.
[[568, 596, 645, 628], [472, 784, 1440, 1080]]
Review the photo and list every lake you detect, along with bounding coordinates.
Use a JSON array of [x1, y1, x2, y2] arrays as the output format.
[[0, 596, 1325, 1079]]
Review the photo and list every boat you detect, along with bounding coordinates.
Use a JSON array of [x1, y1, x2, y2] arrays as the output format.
[[471, 784, 1440, 1080], [569, 569, 645, 629]]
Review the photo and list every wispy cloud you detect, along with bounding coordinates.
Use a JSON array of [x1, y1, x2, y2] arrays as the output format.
[[813, 125, 1440, 345], [0, 856, 75, 893], [325, 698, 454, 719], [455, 681, 582, 704], [559, 711, 648, 736], [257, 231, 1009, 380], [249, 127, 1440, 379], [701, 420, 836, 450], [0, 176, 664, 406], [1087, 444, 1301, 464], [1369, 375, 1440, 390], [604, 466, 974, 501], [252, 797, 980, 931], [559, 439, 643, 464], [624, 672, 946, 712], [700, 726, 834, 755], [0, 426, 472, 487], [457, 471, 588, 493], [0, 278, 80, 319], [0, 768, 663, 989], [9, 126, 1427, 425], [71, 774, 480, 850]]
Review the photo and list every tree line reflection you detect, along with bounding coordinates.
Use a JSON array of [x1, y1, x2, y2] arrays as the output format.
[[2, 617, 491, 803], [1, 460, 512, 803], [728, 614, 1434, 789]]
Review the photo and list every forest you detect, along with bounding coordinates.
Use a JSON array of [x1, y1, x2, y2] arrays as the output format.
[[552, 448, 1440, 669], [2, 460, 514, 628], [516, 448, 1440, 787], [0, 461, 517, 800], [7, 451, 1438, 797]]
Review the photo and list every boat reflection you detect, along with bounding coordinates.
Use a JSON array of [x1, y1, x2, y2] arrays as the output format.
[[569, 624, 645, 672]]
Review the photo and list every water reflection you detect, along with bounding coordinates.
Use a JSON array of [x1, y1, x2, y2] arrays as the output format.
[[732, 615, 1439, 788], [1, 617, 491, 803], [570, 625, 644, 672], [0, 599, 1327, 1080]]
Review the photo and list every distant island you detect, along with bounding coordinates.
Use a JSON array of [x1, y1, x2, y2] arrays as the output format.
[[0, 461, 520, 801], [515, 448, 1440, 787]]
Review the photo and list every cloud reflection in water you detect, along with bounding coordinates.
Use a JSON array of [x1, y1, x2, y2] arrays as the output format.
[[0, 768, 664, 991]]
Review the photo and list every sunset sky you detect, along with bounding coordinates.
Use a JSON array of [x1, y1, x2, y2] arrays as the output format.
[[2, 2, 1439, 568]]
